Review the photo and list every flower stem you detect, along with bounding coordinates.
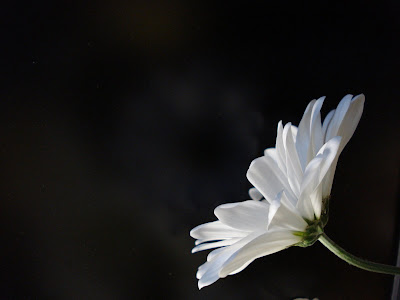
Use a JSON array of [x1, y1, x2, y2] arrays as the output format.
[[318, 233, 400, 275]]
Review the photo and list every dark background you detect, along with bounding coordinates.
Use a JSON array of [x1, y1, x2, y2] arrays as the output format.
[[1, 1, 399, 299]]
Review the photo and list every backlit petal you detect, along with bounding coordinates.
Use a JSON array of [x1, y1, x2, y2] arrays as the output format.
[[219, 230, 301, 277], [214, 200, 270, 231], [298, 136, 341, 218], [190, 221, 248, 242], [283, 123, 303, 197], [247, 155, 296, 204], [268, 191, 308, 231], [197, 231, 263, 289], [296, 99, 316, 171], [325, 94, 352, 142], [192, 238, 241, 253]]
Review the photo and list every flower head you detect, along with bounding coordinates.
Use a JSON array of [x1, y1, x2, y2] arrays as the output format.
[[190, 94, 364, 289]]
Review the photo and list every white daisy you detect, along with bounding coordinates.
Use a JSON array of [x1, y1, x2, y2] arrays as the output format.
[[190, 94, 365, 289]]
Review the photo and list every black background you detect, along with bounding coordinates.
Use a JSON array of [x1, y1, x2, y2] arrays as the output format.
[[1, 1, 399, 299]]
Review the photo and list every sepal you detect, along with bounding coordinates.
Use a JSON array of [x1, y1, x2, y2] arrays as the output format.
[[293, 219, 324, 247]]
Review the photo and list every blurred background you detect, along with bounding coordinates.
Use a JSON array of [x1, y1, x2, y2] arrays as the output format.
[[0, 1, 399, 299]]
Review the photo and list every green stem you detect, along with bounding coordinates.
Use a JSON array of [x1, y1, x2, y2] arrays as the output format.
[[318, 233, 400, 275]]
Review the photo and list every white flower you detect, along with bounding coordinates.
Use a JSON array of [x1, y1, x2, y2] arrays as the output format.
[[190, 94, 364, 289]]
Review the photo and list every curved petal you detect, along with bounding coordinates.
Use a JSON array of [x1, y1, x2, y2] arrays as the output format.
[[197, 231, 263, 289], [192, 238, 241, 253], [219, 230, 301, 278], [264, 147, 278, 161], [283, 123, 303, 197], [296, 156, 323, 220], [321, 95, 364, 196], [321, 157, 338, 198], [249, 187, 263, 201], [291, 125, 298, 142], [309, 97, 325, 156], [335, 94, 365, 154], [275, 121, 287, 173], [197, 249, 235, 288], [206, 246, 227, 262], [322, 109, 335, 141], [214, 200, 270, 231], [325, 94, 352, 142], [297, 136, 342, 218], [190, 221, 248, 241], [268, 191, 308, 231], [296, 99, 316, 171], [247, 155, 297, 204]]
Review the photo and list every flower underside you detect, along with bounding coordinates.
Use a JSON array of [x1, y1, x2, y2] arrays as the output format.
[[294, 196, 330, 247]]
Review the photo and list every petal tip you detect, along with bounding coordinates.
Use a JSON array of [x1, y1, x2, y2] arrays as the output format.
[[189, 228, 197, 238], [353, 93, 365, 104]]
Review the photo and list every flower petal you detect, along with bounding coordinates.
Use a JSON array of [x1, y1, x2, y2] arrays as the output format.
[[192, 238, 241, 253], [190, 221, 248, 241], [275, 121, 287, 173], [219, 230, 301, 278], [321, 94, 364, 196], [197, 231, 263, 289], [248, 187, 263, 201], [296, 156, 323, 220], [283, 123, 303, 197], [214, 200, 270, 231], [322, 109, 335, 141], [297, 136, 342, 218], [335, 94, 365, 154], [264, 147, 280, 165], [268, 191, 308, 231], [309, 97, 325, 157], [296, 99, 316, 171], [321, 157, 338, 198], [206, 246, 227, 262], [290, 125, 298, 142], [325, 94, 352, 143], [247, 155, 297, 204]]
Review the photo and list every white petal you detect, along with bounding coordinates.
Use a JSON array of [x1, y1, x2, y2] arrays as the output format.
[[291, 125, 298, 142], [190, 221, 248, 241], [296, 99, 316, 171], [195, 239, 204, 245], [283, 123, 303, 197], [309, 183, 323, 218], [297, 136, 342, 218], [275, 121, 287, 173], [321, 95, 364, 196], [325, 94, 352, 142], [206, 246, 226, 262], [214, 200, 269, 231], [309, 97, 325, 156], [267, 194, 282, 228], [219, 230, 301, 277], [322, 109, 335, 141], [197, 251, 231, 286], [321, 157, 338, 198], [335, 94, 365, 154], [249, 187, 263, 201], [268, 191, 308, 231], [264, 148, 280, 167], [314, 136, 342, 182], [197, 232, 263, 289], [192, 238, 241, 253], [247, 155, 296, 204], [296, 156, 323, 220]]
